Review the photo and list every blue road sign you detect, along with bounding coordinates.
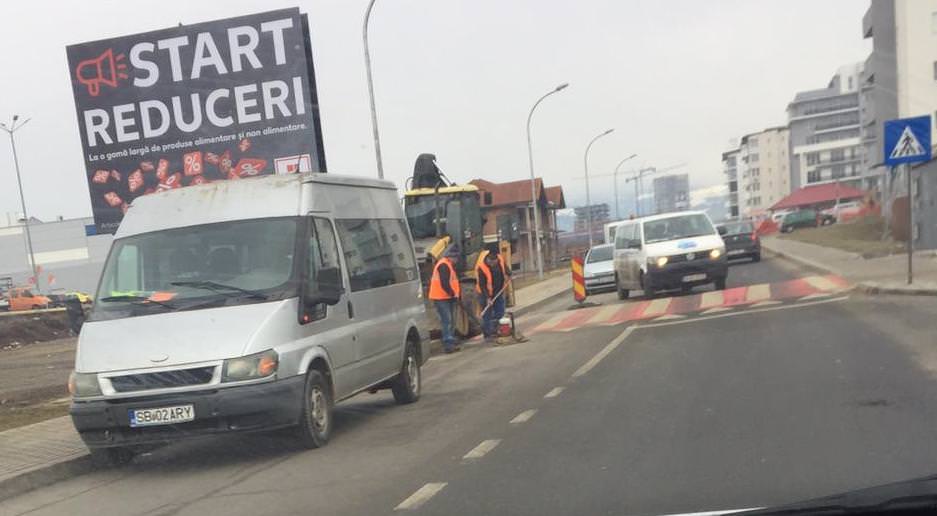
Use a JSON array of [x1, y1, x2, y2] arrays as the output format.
[[884, 115, 931, 167]]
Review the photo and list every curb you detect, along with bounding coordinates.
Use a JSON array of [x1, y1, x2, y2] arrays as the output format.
[[761, 243, 842, 276], [0, 455, 94, 502], [512, 286, 569, 317], [856, 281, 937, 297]]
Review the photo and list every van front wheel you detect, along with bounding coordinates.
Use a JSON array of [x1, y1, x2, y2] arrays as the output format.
[[296, 369, 333, 449], [391, 341, 421, 404]]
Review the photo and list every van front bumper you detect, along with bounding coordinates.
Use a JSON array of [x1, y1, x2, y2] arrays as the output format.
[[70, 375, 305, 449], [645, 258, 728, 291]]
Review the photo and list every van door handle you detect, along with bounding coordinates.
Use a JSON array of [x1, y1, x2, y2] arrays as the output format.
[[347, 300, 354, 319]]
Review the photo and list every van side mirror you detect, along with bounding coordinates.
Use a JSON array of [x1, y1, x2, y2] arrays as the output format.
[[309, 267, 343, 306], [717, 226, 727, 236]]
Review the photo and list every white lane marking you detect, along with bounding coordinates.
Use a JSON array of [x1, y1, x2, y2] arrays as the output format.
[[750, 300, 782, 307], [744, 283, 771, 303], [585, 304, 620, 325], [462, 439, 501, 460], [572, 325, 635, 378], [804, 275, 838, 291], [544, 387, 565, 398], [510, 409, 538, 424], [698, 290, 724, 309], [701, 306, 733, 314], [800, 292, 832, 300], [395, 483, 447, 510], [653, 313, 686, 321], [640, 296, 849, 329], [656, 508, 763, 516], [641, 297, 672, 317]]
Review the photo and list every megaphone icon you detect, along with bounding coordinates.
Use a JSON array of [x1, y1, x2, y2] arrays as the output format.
[[75, 49, 129, 97]]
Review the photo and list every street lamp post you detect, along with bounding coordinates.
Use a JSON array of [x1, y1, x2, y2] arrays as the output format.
[[526, 82, 569, 279], [363, 0, 384, 179], [583, 128, 615, 247], [613, 154, 638, 220], [1, 115, 37, 289]]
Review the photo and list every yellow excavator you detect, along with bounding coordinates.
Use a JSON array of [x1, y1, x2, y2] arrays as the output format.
[[403, 154, 513, 337]]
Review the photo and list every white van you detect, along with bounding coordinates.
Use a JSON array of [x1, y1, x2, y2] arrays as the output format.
[[613, 211, 727, 298], [69, 173, 427, 465]]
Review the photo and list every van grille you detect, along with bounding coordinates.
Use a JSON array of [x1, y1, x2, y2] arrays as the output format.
[[667, 252, 709, 264], [109, 367, 215, 392]]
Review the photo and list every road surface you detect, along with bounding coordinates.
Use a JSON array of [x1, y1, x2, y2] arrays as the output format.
[[4, 256, 937, 516]]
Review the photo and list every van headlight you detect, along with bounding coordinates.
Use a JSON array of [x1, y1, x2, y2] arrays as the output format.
[[222, 350, 279, 382], [649, 256, 668, 268], [710, 248, 723, 259], [68, 371, 102, 398]]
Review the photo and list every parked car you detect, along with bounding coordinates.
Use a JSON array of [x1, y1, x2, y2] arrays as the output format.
[[69, 173, 427, 466], [8, 287, 51, 311], [613, 211, 728, 299], [583, 244, 615, 294], [820, 201, 862, 225], [716, 220, 761, 262], [780, 209, 819, 233], [0, 295, 8, 312]]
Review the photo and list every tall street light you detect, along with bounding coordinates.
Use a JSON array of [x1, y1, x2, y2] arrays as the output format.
[[526, 82, 569, 279], [363, 0, 384, 179], [1, 115, 37, 289], [583, 128, 615, 247], [613, 153, 638, 220]]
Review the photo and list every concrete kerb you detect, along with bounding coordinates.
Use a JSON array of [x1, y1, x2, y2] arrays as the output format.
[[760, 241, 843, 276], [0, 455, 94, 502], [856, 281, 937, 297]]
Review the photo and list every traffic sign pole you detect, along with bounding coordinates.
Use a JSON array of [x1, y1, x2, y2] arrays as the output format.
[[907, 164, 913, 284]]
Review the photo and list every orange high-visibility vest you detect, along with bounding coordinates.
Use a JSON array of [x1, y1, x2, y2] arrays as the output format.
[[475, 255, 507, 296], [428, 257, 461, 300]]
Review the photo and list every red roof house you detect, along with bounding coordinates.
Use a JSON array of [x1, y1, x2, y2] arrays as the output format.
[[770, 183, 866, 211]]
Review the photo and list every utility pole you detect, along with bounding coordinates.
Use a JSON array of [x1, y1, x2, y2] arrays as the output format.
[[613, 154, 638, 220], [363, 0, 384, 179], [1, 115, 37, 290], [583, 128, 615, 247]]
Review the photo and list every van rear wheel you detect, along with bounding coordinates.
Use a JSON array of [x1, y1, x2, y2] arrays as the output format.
[[391, 341, 421, 404], [296, 369, 333, 449]]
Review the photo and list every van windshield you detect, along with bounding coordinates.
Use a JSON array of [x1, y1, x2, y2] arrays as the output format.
[[643, 214, 715, 244], [90, 218, 299, 321]]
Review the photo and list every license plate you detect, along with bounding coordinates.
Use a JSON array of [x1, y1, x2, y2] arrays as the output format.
[[129, 404, 195, 427], [682, 273, 707, 282], [727, 249, 746, 256]]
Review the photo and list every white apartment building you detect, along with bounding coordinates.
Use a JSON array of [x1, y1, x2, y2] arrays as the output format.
[[735, 126, 791, 218]]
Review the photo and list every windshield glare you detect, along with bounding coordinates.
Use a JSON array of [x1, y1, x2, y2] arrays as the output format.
[[91, 218, 298, 319], [643, 214, 715, 244], [587, 245, 614, 263]]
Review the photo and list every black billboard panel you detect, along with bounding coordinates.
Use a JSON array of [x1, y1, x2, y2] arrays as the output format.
[[66, 8, 326, 234]]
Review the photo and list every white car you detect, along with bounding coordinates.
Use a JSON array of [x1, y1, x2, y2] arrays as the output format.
[[583, 244, 615, 294], [613, 211, 728, 299]]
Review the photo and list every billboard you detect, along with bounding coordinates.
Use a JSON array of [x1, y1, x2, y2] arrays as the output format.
[[66, 8, 326, 234]]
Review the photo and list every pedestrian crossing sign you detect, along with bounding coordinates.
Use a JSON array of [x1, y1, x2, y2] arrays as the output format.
[[884, 115, 931, 166]]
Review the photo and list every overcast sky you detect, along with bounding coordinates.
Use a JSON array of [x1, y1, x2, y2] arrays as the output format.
[[0, 0, 870, 221]]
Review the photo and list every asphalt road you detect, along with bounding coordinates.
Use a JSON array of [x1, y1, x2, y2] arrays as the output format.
[[4, 257, 937, 516]]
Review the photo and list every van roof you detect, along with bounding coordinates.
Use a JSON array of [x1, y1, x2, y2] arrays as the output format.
[[610, 210, 709, 228], [117, 173, 396, 238]]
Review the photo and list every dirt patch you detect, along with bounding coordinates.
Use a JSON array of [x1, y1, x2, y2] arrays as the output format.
[[779, 216, 906, 257], [0, 337, 75, 430], [0, 310, 72, 348]]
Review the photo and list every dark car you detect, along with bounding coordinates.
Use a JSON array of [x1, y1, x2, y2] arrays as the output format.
[[780, 209, 818, 233], [717, 220, 761, 262]]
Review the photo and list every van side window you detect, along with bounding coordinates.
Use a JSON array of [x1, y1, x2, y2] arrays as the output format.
[[336, 219, 417, 292], [303, 217, 342, 322], [614, 225, 629, 250]]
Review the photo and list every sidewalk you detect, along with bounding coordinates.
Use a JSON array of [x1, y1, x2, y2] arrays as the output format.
[[0, 272, 574, 501], [762, 236, 937, 296]]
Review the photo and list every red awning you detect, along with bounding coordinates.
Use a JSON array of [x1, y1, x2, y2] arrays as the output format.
[[770, 183, 866, 211]]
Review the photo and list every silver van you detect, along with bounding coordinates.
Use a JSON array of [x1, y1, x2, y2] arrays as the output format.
[[69, 173, 427, 465]]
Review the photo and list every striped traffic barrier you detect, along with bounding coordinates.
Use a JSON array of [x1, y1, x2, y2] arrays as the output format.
[[571, 256, 586, 303]]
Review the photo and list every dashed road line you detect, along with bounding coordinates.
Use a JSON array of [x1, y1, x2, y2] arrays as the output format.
[[744, 283, 771, 303], [701, 306, 733, 314], [800, 292, 833, 300], [698, 290, 725, 309], [750, 300, 783, 307], [510, 409, 538, 424], [585, 305, 620, 325], [653, 313, 686, 321], [395, 483, 447, 511], [572, 325, 635, 378], [462, 439, 501, 460], [544, 387, 565, 398], [642, 297, 672, 317], [804, 275, 839, 291], [640, 295, 849, 328]]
